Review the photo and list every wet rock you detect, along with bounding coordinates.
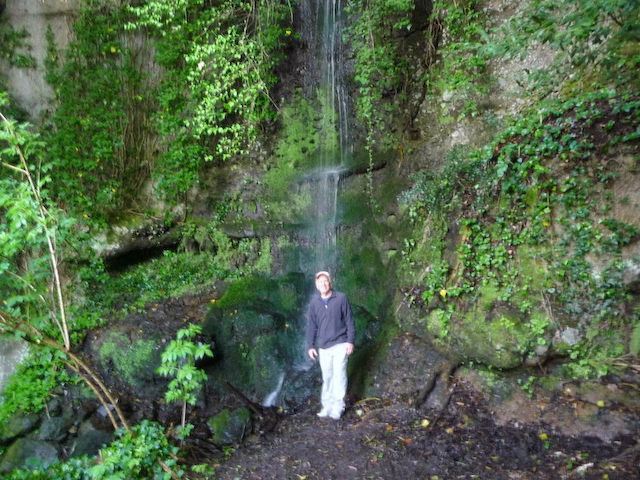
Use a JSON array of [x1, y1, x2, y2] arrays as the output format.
[[0, 413, 40, 445], [0, 438, 59, 474], [71, 429, 113, 458], [208, 408, 252, 445], [202, 273, 309, 401], [37, 412, 74, 442]]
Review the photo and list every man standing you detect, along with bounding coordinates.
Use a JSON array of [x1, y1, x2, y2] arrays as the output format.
[[306, 271, 355, 420]]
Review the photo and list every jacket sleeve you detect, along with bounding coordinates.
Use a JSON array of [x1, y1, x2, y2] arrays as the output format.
[[344, 296, 355, 345]]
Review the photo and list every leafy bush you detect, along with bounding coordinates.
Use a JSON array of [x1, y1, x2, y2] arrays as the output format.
[[127, 0, 293, 200], [157, 324, 213, 432], [44, 3, 152, 221]]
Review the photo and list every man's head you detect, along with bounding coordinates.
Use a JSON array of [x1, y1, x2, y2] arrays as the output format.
[[315, 271, 332, 297]]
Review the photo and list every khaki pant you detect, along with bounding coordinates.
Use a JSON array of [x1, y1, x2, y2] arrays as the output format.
[[318, 342, 349, 416]]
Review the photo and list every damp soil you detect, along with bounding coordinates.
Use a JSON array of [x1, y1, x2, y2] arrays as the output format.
[[211, 382, 639, 480]]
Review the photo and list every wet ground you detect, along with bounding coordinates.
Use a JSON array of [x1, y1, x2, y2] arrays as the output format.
[[212, 381, 639, 480]]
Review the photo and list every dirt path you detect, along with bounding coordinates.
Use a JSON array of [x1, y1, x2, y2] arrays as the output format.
[[212, 381, 639, 480]]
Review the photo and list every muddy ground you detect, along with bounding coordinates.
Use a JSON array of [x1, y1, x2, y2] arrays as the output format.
[[211, 381, 639, 480]]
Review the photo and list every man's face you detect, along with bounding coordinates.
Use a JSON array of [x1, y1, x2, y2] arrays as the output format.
[[315, 275, 332, 296]]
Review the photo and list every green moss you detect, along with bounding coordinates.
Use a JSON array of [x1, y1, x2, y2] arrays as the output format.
[[213, 274, 304, 316], [99, 332, 160, 388], [426, 305, 528, 369], [537, 375, 563, 392], [203, 273, 308, 395], [515, 246, 548, 293], [263, 95, 322, 217], [426, 308, 452, 341], [208, 408, 251, 445], [477, 280, 501, 311]]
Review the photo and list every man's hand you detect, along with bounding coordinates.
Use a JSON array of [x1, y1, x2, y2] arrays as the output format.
[[345, 343, 354, 356], [308, 348, 318, 360]]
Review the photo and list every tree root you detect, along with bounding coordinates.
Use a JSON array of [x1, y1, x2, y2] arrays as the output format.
[[413, 360, 459, 410], [222, 380, 280, 434]]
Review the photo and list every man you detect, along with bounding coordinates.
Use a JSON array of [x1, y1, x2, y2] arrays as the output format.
[[306, 271, 355, 420]]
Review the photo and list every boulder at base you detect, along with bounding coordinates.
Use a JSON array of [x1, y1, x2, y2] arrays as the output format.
[[0, 438, 59, 474]]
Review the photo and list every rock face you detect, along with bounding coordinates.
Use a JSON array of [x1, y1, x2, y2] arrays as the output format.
[[1, 0, 78, 119], [0, 337, 28, 392]]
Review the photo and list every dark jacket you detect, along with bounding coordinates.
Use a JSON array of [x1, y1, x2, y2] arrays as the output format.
[[306, 290, 355, 350]]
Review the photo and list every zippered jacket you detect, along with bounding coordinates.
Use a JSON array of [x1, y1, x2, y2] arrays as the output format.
[[306, 290, 355, 350]]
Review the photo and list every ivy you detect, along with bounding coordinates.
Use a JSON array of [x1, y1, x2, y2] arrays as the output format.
[[489, 0, 640, 94], [6, 420, 182, 479], [127, 0, 292, 200], [345, 0, 414, 203], [44, 2, 151, 221], [0, 24, 36, 68], [402, 90, 640, 377]]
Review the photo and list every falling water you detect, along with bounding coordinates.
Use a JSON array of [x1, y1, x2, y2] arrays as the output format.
[[301, 0, 351, 274], [262, 372, 286, 407]]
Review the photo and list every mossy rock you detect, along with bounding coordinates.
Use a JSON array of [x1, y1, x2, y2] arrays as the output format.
[[98, 331, 162, 389], [0, 438, 59, 474], [211, 273, 306, 317], [208, 408, 251, 445], [0, 413, 40, 445], [426, 304, 528, 369], [203, 274, 309, 397]]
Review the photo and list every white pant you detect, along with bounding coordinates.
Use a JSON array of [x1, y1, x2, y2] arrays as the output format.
[[318, 342, 349, 415]]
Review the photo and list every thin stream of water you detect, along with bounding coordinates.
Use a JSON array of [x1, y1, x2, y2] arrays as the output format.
[[308, 0, 350, 274]]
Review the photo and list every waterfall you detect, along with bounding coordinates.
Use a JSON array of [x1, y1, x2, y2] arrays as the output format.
[[262, 372, 285, 407], [302, 0, 351, 274]]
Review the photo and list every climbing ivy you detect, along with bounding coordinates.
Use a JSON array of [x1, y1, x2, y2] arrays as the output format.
[[0, 24, 36, 68], [431, 0, 488, 119], [345, 0, 413, 199], [127, 0, 292, 200], [489, 0, 640, 94], [44, 2, 152, 221], [401, 90, 640, 377]]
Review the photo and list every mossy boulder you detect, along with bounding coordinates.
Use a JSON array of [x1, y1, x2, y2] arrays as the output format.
[[0, 413, 40, 445], [202, 273, 310, 401], [425, 303, 548, 369], [97, 330, 162, 389], [71, 429, 113, 458], [0, 438, 59, 474], [208, 408, 252, 445]]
